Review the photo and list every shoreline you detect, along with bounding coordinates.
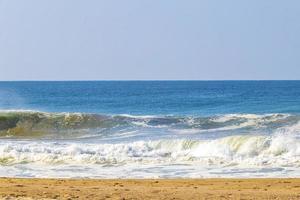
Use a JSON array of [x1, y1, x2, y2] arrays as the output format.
[[0, 178, 299, 199]]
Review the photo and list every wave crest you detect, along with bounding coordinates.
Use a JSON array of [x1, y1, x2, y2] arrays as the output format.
[[0, 110, 297, 138]]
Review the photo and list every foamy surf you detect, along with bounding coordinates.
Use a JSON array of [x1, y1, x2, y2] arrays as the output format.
[[0, 133, 300, 178], [1, 110, 300, 178], [1, 134, 299, 165]]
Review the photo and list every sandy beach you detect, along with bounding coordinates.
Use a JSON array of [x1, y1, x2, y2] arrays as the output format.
[[0, 178, 299, 199]]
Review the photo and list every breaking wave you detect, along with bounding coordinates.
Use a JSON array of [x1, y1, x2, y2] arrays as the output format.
[[0, 110, 297, 138], [0, 134, 300, 167], [1, 110, 300, 178]]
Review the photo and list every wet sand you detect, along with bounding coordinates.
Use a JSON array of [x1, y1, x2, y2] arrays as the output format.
[[0, 178, 300, 199]]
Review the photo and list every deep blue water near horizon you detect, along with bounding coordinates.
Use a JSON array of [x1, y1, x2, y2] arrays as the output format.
[[1, 80, 300, 115]]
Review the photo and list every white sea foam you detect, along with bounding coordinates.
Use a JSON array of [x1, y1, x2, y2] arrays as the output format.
[[0, 131, 300, 178], [0, 134, 299, 166], [212, 113, 290, 123], [0, 111, 300, 178]]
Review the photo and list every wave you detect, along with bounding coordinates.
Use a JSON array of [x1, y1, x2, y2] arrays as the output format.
[[1, 110, 300, 178], [0, 110, 298, 138], [0, 134, 299, 166]]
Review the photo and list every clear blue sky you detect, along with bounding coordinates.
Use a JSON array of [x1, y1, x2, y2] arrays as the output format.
[[0, 0, 299, 80]]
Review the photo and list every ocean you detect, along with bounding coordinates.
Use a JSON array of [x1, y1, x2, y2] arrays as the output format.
[[0, 81, 300, 178]]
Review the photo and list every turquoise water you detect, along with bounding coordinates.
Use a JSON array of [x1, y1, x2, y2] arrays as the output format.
[[0, 81, 300, 178]]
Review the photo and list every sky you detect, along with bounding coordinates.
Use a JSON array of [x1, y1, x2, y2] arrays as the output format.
[[0, 0, 299, 80]]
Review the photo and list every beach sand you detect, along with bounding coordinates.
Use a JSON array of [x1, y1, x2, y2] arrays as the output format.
[[0, 178, 300, 199]]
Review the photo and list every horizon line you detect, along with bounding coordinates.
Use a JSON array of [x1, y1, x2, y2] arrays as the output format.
[[0, 79, 300, 82]]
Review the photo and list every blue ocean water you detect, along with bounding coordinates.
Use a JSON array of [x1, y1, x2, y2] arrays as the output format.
[[0, 81, 300, 178], [1, 81, 300, 115]]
